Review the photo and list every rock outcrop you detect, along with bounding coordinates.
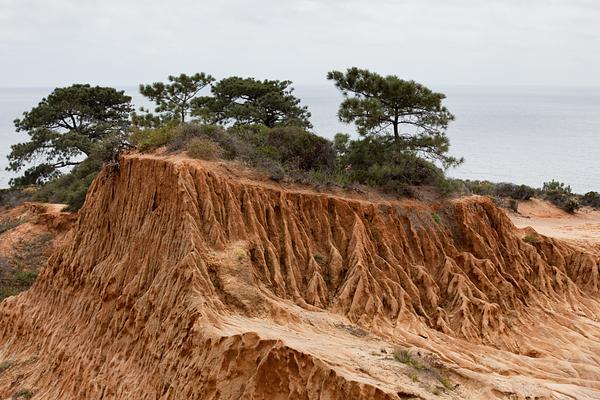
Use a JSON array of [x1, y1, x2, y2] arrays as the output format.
[[0, 154, 599, 399]]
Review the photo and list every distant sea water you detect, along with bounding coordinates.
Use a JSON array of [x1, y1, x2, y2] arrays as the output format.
[[1, 85, 599, 193]]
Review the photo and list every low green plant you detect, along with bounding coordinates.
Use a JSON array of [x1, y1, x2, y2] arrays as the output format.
[[394, 349, 425, 370], [0, 287, 20, 301], [432, 212, 442, 224], [0, 360, 15, 374], [15, 271, 38, 287], [34, 157, 103, 212], [523, 234, 540, 245], [0, 218, 24, 234], [407, 371, 419, 383], [439, 376, 453, 390], [509, 199, 519, 213], [12, 389, 33, 399], [313, 254, 327, 266], [393, 348, 453, 392]]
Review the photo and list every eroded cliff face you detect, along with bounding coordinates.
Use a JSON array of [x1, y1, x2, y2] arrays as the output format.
[[0, 154, 599, 399]]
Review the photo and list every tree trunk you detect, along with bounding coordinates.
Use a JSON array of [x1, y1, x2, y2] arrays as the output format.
[[393, 115, 399, 141]]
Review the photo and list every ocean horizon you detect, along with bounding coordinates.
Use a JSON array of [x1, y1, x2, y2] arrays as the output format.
[[1, 84, 599, 193]]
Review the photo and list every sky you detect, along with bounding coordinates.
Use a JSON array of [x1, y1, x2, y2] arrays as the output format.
[[1, 0, 600, 88]]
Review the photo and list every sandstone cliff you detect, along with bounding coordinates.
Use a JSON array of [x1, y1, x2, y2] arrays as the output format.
[[0, 154, 599, 399]]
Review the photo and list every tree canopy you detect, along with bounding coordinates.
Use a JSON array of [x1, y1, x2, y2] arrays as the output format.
[[136, 73, 214, 126], [192, 77, 312, 128], [7, 84, 132, 186], [327, 68, 461, 168]]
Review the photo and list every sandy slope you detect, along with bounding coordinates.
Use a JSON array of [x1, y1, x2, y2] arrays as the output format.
[[510, 198, 600, 244], [0, 155, 599, 399]]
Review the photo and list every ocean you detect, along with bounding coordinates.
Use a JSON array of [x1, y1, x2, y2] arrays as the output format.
[[1, 85, 599, 193]]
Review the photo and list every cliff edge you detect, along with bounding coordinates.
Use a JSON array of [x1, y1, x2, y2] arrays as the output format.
[[0, 153, 599, 399]]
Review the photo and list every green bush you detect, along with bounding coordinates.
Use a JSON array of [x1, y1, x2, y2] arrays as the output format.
[[313, 254, 327, 265], [186, 138, 224, 160], [129, 122, 179, 151], [335, 135, 445, 194], [0, 360, 15, 374], [523, 234, 540, 244], [0, 218, 24, 234], [463, 180, 495, 196], [15, 270, 38, 286], [262, 126, 336, 171], [34, 158, 103, 211], [127, 122, 465, 197], [12, 389, 33, 399], [494, 183, 536, 200], [542, 180, 580, 213], [582, 191, 600, 208]]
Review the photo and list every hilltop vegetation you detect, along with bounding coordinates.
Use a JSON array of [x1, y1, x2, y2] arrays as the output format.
[[6, 69, 596, 213], [6, 69, 463, 210]]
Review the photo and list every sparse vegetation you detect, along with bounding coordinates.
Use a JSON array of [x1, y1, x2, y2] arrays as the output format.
[[0, 217, 24, 234], [0, 233, 52, 301], [12, 389, 33, 399], [0, 360, 15, 374], [432, 212, 442, 224], [393, 348, 453, 393], [523, 234, 540, 245], [0, 287, 20, 301], [313, 254, 327, 266], [15, 271, 38, 286]]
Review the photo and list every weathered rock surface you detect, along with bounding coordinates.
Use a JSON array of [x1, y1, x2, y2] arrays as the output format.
[[0, 154, 599, 399]]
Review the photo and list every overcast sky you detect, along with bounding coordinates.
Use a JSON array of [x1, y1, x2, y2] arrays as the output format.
[[1, 0, 599, 88]]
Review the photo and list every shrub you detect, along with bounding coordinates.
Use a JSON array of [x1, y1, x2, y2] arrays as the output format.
[[262, 126, 336, 171], [509, 199, 519, 213], [129, 122, 178, 151], [435, 177, 464, 196], [313, 254, 327, 265], [464, 180, 496, 196], [542, 180, 580, 213], [582, 191, 600, 208], [0, 287, 19, 301], [186, 138, 223, 160], [15, 271, 38, 286], [338, 135, 445, 194], [494, 183, 536, 200], [562, 197, 580, 213], [12, 389, 33, 399], [543, 180, 572, 196], [523, 234, 540, 245], [393, 348, 453, 391], [0, 360, 15, 374], [259, 159, 285, 182], [34, 158, 103, 211], [0, 218, 24, 234]]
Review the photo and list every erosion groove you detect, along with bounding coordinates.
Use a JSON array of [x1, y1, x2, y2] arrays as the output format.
[[0, 154, 599, 399]]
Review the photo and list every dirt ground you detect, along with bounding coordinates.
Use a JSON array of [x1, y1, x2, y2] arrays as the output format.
[[509, 197, 600, 244]]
